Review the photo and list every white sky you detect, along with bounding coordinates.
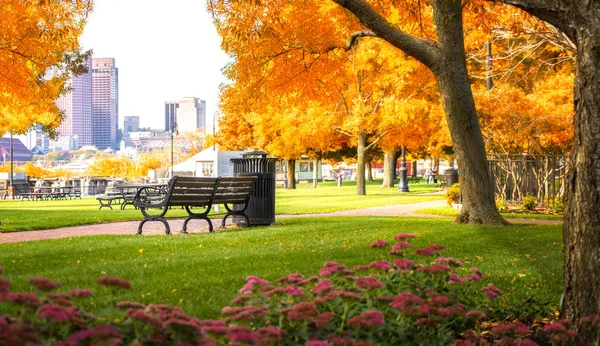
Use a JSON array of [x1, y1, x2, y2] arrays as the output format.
[[80, 0, 229, 131]]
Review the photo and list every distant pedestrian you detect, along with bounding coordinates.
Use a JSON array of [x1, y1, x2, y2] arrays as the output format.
[[337, 173, 343, 187], [426, 169, 434, 184]]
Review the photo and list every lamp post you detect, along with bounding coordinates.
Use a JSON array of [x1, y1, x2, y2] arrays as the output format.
[[9, 133, 14, 199], [397, 146, 409, 192], [212, 111, 220, 151], [170, 122, 178, 178]]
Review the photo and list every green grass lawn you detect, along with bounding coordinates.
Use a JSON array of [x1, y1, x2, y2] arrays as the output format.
[[0, 217, 563, 319], [0, 180, 443, 232], [414, 206, 564, 221]]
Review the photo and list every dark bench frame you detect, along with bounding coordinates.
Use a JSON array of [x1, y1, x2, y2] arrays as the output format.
[[133, 176, 256, 235]]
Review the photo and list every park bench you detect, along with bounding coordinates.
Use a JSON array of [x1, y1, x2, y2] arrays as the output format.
[[133, 176, 256, 235]]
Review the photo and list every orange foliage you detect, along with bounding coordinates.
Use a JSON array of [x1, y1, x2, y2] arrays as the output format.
[[0, 0, 92, 136]]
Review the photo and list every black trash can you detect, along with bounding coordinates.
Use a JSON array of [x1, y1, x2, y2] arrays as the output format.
[[444, 169, 459, 188], [231, 151, 277, 226]]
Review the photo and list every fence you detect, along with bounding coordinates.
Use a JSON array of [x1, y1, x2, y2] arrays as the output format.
[[487, 154, 569, 204]]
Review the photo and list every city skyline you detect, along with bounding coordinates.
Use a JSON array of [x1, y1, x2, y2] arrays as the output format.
[[79, 1, 229, 132]]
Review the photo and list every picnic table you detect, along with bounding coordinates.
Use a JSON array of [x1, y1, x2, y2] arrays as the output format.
[[96, 183, 167, 210], [20, 187, 80, 201]]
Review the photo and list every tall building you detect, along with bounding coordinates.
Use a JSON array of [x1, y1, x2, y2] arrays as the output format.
[[164, 100, 178, 132], [177, 97, 206, 132], [92, 58, 119, 149], [123, 116, 140, 133], [164, 97, 206, 133], [55, 57, 93, 148]]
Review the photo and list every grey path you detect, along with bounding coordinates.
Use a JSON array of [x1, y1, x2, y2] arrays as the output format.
[[0, 199, 561, 244]]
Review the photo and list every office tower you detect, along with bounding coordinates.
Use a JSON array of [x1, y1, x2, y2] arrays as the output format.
[[55, 57, 93, 148], [123, 116, 140, 133], [177, 97, 206, 132], [165, 100, 178, 132], [92, 58, 119, 149]]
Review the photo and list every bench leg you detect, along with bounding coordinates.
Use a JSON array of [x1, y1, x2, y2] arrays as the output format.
[[98, 199, 113, 210], [183, 205, 213, 233], [138, 218, 170, 235], [221, 203, 250, 228]]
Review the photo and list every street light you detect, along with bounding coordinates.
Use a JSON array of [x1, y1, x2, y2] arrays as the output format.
[[170, 122, 178, 178], [397, 146, 409, 192], [9, 133, 14, 199], [212, 111, 220, 151]]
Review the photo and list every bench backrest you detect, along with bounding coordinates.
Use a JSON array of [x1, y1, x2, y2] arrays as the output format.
[[212, 176, 256, 205], [166, 176, 220, 207]]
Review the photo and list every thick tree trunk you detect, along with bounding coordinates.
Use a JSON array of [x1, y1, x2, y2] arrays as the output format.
[[286, 159, 296, 189], [411, 160, 417, 177], [381, 149, 397, 188], [366, 161, 373, 182], [313, 158, 319, 188], [356, 133, 367, 195], [431, 0, 506, 225], [561, 30, 600, 344]]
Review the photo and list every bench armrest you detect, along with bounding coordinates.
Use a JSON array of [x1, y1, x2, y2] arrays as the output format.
[[133, 186, 168, 209]]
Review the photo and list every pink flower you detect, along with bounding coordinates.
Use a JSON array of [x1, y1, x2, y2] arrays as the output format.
[[239, 283, 255, 294], [449, 274, 465, 284], [354, 265, 371, 271], [256, 326, 286, 343], [355, 277, 385, 290], [312, 279, 334, 295], [311, 312, 335, 328], [307, 341, 329, 346], [394, 233, 416, 240], [126, 308, 162, 327], [69, 289, 92, 297], [414, 244, 446, 257], [231, 295, 252, 304], [430, 295, 450, 306], [28, 277, 61, 291], [369, 260, 390, 271], [471, 268, 483, 277], [390, 292, 425, 308], [465, 309, 486, 318], [288, 302, 318, 320], [464, 274, 481, 282], [415, 317, 437, 326], [276, 273, 304, 283], [393, 259, 415, 269], [0, 278, 11, 294], [436, 257, 463, 266], [492, 322, 528, 335], [348, 310, 385, 328], [370, 240, 389, 248], [283, 284, 303, 296], [66, 325, 123, 345], [97, 276, 131, 289], [4, 292, 40, 306], [482, 284, 503, 301], [246, 276, 268, 285], [38, 304, 75, 322], [116, 301, 145, 310], [417, 264, 452, 274]]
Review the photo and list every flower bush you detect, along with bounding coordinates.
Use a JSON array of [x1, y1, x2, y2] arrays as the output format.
[[1, 234, 600, 345], [445, 183, 461, 206]]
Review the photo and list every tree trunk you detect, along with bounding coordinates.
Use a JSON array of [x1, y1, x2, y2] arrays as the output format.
[[561, 30, 600, 344], [411, 160, 417, 178], [356, 132, 367, 195], [431, 0, 506, 225], [313, 158, 319, 188], [382, 149, 397, 187], [366, 161, 373, 182], [286, 159, 296, 189]]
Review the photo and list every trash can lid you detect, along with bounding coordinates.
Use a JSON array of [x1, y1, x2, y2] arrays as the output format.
[[242, 150, 268, 158]]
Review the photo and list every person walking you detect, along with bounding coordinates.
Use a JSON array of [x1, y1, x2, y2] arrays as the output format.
[[337, 172, 343, 187]]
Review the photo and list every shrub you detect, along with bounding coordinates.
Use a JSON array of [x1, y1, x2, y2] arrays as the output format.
[[445, 183, 460, 206], [495, 196, 507, 211], [551, 196, 565, 213], [521, 193, 537, 211]]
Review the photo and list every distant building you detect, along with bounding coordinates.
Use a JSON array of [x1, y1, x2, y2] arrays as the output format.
[[92, 58, 119, 150], [123, 116, 140, 133], [177, 97, 206, 132], [0, 137, 33, 163], [56, 56, 93, 147], [164, 100, 178, 132], [49, 135, 79, 151], [164, 97, 206, 133]]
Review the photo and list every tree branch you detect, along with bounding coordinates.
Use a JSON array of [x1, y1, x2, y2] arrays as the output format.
[[490, 0, 575, 40], [332, 0, 441, 70], [365, 131, 389, 150], [346, 30, 377, 50]]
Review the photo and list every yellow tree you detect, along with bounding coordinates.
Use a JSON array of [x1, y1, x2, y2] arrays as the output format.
[[0, 0, 92, 136]]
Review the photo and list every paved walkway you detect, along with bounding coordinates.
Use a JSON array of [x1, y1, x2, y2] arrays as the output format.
[[0, 199, 561, 244]]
